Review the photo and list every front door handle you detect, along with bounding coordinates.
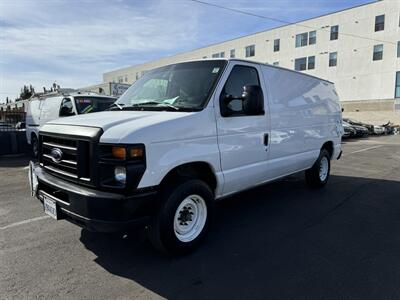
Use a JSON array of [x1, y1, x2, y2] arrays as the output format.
[[263, 133, 269, 147]]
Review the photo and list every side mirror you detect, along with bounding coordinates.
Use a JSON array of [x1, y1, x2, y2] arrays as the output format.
[[221, 85, 264, 117], [59, 106, 74, 117], [242, 85, 264, 115]]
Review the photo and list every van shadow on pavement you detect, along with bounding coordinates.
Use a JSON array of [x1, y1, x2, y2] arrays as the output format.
[[0, 154, 32, 168], [80, 174, 400, 300]]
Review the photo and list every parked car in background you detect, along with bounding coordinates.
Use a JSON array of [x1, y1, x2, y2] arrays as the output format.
[[352, 124, 369, 137], [29, 59, 343, 254], [372, 125, 385, 135], [26, 92, 117, 157], [343, 121, 369, 137], [343, 118, 373, 134], [342, 121, 356, 138], [382, 121, 395, 135]]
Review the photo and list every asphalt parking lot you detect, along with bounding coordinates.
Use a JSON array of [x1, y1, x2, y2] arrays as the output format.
[[1, 135, 400, 300]]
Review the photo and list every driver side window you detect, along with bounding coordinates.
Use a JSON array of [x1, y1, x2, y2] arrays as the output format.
[[221, 65, 260, 116], [59, 98, 75, 117]]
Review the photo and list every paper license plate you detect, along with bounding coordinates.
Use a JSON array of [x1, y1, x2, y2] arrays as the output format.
[[43, 195, 58, 220]]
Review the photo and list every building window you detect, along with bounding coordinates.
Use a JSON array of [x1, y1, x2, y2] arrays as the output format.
[[135, 72, 139, 80], [295, 32, 308, 47], [373, 44, 384, 61], [212, 52, 225, 58], [330, 25, 339, 40], [375, 14, 385, 32], [307, 56, 315, 69], [396, 72, 400, 98], [124, 76, 128, 82], [274, 39, 280, 52], [397, 41, 400, 58], [118, 76, 123, 83], [309, 31, 316, 45], [245, 45, 255, 57], [329, 52, 337, 67], [295, 57, 307, 71], [273, 61, 279, 66], [202, 56, 207, 59], [230, 49, 235, 58]]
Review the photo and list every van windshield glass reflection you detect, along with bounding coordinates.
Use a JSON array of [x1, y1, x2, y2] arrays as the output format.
[[114, 60, 227, 112]]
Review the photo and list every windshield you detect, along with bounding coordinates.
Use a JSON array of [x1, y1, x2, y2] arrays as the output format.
[[114, 60, 227, 111], [74, 96, 116, 114]]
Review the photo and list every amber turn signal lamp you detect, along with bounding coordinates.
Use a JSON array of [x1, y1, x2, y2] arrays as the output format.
[[112, 146, 126, 159], [130, 148, 144, 158]]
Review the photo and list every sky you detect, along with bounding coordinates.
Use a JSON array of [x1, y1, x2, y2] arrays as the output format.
[[0, 0, 371, 102]]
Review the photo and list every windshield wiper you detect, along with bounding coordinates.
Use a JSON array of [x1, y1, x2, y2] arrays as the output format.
[[107, 102, 124, 111], [129, 101, 180, 111]]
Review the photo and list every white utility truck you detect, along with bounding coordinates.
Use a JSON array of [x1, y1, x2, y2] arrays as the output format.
[[29, 59, 343, 254], [26, 92, 116, 157]]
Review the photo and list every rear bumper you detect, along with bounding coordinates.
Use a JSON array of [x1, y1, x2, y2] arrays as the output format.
[[34, 165, 157, 232]]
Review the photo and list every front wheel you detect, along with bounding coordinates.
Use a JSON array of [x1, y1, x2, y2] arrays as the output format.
[[148, 179, 214, 255], [305, 149, 331, 188]]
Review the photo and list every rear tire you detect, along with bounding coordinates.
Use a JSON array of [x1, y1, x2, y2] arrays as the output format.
[[305, 149, 331, 188], [148, 179, 214, 255], [31, 135, 38, 158]]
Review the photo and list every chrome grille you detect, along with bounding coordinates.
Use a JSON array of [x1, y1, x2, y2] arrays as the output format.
[[40, 135, 91, 182]]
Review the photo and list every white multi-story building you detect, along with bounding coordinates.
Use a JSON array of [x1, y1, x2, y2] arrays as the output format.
[[103, 0, 400, 113]]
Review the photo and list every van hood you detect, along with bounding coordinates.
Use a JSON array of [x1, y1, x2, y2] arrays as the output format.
[[47, 109, 216, 144], [49, 110, 175, 130]]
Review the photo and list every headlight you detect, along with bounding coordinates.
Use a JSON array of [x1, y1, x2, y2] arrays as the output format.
[[114, 166, 126, 184]]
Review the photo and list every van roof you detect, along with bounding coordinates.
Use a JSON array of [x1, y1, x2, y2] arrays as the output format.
[[167, 58, 334, 85], [31, 91, 117, 101]]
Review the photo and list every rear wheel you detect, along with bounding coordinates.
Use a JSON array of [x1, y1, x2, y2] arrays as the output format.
[[148, 179, 214, 255], [305, 149, 331, 188], [31, 135, 38, 158]]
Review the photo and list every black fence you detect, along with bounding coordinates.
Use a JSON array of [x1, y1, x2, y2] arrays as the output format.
[[0, 111, 28, 155], [0, 111, 26, 131]]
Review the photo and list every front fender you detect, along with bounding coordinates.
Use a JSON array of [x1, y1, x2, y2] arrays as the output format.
[[138, 136, 224, 197]]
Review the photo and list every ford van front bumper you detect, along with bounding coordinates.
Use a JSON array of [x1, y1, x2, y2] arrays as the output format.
[[31, 163, 157, 232]]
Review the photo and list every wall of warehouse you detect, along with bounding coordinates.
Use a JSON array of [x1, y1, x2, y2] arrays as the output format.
[[103, 0, 400, 111]]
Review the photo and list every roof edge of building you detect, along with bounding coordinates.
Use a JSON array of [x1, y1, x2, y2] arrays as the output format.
[[103, 0, 379, 76]]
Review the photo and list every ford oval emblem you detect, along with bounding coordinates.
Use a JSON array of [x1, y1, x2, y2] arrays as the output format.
[[50, 148, 63, 163]]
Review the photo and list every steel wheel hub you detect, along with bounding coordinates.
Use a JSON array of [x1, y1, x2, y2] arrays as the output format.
[[173, 194, 207, 243], [319, 156, 329, 181]]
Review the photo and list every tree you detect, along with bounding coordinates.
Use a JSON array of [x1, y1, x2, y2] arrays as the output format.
[[18, 84, 35, 100]]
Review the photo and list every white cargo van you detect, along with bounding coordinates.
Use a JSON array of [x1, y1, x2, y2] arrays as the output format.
[[26, 92, 116, 157], [29, 59, 343, 254]]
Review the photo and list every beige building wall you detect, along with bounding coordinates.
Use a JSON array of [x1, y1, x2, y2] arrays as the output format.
[[103, 0, 400, 106]]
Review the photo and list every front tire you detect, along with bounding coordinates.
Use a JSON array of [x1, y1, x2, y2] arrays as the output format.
[[305, 149, 331, 188], [148, 179, 214, 255]]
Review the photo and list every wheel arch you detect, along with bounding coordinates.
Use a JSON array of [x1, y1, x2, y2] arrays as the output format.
[[321, 141, 334, 159], [159, 161, 218, 195]]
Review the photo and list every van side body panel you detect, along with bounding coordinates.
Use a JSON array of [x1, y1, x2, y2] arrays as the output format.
[[26, 99, 42, 144], [261, 65, 342, 179], [39, 96, 63, 126]]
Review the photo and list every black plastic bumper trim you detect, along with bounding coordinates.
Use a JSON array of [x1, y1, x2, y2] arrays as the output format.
[[34, 164, 157, 232]]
